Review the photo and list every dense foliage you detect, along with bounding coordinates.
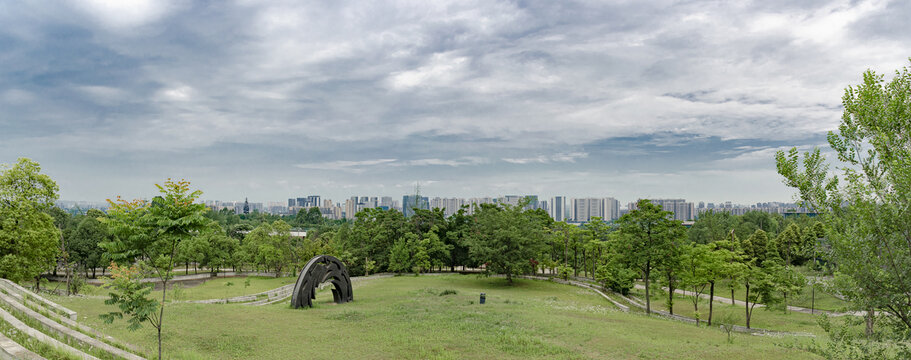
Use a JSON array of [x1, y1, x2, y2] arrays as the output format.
[[0, 158, 60, 283], [777, 59, 911, 357]]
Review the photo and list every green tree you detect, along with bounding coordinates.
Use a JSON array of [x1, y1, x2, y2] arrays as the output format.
[[738, 229, 782, 328], [679, 243, 714, 325], [423, 226, 452, 272], [444, 207, 474, 271], [69, 214, 110, 278], [388, 233, 419, 273], [0, 158, 60, 284], [467, 203, 546, 283], [595, 237, 637, 295], [244, 220, 292, 276], [346, 208, 407, 274], [688, 210, 736, 244], [776, 60, 911, 337], [615, 199, 684, 314], [101, 179, 210, 359]]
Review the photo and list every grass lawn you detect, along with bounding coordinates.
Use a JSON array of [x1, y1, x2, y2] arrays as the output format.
[[161, 276, 296, 301], [711, 279, 848, 313], [628, 287, 832, 336], [49, 274, 820, 359], [26, 276, 297, 301]]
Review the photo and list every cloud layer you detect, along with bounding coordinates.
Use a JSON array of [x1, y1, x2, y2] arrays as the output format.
[[1, 0, 908, 204]]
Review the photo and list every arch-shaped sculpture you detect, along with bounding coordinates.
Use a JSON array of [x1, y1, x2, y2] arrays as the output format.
[[290, 255, 353, 308]]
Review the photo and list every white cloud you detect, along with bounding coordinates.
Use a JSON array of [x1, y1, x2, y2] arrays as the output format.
[[386, 53, 471, 90], [4, 0, 910, 203], [502, 152, 588, 164], [71, 0, 173, 29], [295, 159, 398, 173]]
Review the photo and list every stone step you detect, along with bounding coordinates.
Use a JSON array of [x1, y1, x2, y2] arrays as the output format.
[[0, 280, 77, 321], [0, 331, 44, 360], [0, 289, 145, 360], [0, 306, 96, 360]]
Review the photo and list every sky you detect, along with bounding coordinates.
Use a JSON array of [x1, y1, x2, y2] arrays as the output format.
[[1, 0, 910, 206]]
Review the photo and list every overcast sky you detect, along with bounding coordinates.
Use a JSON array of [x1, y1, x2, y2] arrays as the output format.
[[1, 0, 909, 206]]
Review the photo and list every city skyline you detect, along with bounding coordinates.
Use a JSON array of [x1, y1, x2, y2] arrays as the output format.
[[4, 1, 911, 204], [57, 193, 808, 225]]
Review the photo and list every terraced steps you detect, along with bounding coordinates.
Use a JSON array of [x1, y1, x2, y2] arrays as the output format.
[[0, 331, 43, 360], [0, 278, 147, 360]]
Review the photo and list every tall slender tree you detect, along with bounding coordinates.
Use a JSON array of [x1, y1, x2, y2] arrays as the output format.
[[615, 199, 685, 314], [101, 179, 210, 360]]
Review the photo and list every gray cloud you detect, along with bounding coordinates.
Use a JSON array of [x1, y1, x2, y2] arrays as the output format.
[[0, 0, 908, 204]]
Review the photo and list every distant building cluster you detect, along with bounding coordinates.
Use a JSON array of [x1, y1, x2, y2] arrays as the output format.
[[697, 201, 813, 216], [180, 194, 810, 224], [205, 200, 264, 215], [628, 199, 695, 222]]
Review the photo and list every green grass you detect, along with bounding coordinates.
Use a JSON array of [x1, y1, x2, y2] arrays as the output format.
[[46, 274, 821, 359], [0, 317, 81, 360], [710, 279, 848, 313], [628, 287, 831, 335], [158, 276, 296, 301]]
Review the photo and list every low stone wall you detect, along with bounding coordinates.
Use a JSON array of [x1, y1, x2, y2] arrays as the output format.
[[0, 332, 43, 360], [0, 306, 95, 360], [0, 290, 145, 360], [0, 279, 77, 321]]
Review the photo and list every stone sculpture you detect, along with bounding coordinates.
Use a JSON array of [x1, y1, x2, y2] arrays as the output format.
[[290, 255, 353, 308]]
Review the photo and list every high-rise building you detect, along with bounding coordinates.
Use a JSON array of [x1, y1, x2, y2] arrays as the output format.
[[307, 195, 321, 208], [647, 199, 695, 221], [550, 196, 566, 222], [573, 198, 604, 222], [344, 198, 357, 219], [402, 195, 429, 217], [429, 197, 464, 217], [603, 197, 620, 221], [380, 196, 394, 209]]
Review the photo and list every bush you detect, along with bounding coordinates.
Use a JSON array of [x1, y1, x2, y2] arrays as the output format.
[[556, 265, 572, 280], [439, 289, 458, 296]]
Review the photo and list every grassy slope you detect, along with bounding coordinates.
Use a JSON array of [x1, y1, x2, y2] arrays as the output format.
[[50, 274, 820, 359], [711, 279, 847, 312], [163, 276, 296, 301], [629, 287, 829, 335]]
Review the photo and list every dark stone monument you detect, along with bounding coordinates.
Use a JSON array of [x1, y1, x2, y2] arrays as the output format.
[[290, 255, 353, 308]]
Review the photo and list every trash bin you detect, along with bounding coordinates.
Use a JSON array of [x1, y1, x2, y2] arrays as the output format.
[[480, 293, 486, 304]]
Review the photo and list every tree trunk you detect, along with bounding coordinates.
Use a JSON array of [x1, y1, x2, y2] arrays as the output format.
[[708, 281, 715, 326], [573, 247, 578, 277], [811, 284, 815, 314], [644, 262, 651, 315], [185, 262, 189, 275], [92, 267, 96, 279], [866, 309, 875, 338], [744, 283, 751, 329]]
